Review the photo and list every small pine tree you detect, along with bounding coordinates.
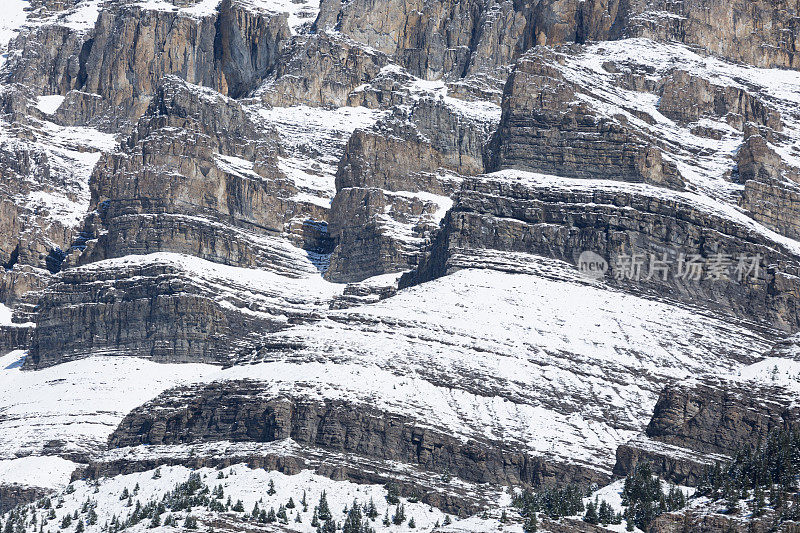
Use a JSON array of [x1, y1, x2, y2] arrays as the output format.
[[753, 485, 766, 517], [317, 491, 332, 521], [267, 479, 276, 496], [408, 517, 416, 528], [232, 500, 245, 513], [385, 484, 400, 505], [183, 515, 197, 530], [366, 498, 378, 520], [392, 503, 406, 525], [74, 522, 83, 533], [598, 500, 613, 525], [443, 515, 452, 525], [583, 500, 599, 525], [286, 497, 296, 509], [522, 513, 537, 533]]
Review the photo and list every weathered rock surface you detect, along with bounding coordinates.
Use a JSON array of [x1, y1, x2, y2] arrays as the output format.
[[649, 505, 800, 532], [0, 484, 50, 514], [326, 95, 498, 282], [614, 341, 800, 485], [646, 378, 800, 456], [26, 251, 339, 369], [406, 173, 800, 332], [488, 48, 683, 188], [108, 379, 610, 490], [78, 76, 323, 268], [628, 0, 800, 70], [257, 32, 390, 108], [7, 0, 292, 130]]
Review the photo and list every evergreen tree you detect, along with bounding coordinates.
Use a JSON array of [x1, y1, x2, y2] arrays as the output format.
[[277, 505, 288, 523], [317, 491, 332, 521], [365, 498, 378, 520], [392, 504, 406, 525], [267, 479, 276, 495], [753, 485, 766, 517], [385, 484, 400, 505], [522, 512, 537, 533], [318, 519, 336, 533], [342, 502, 363, 533], [598, 500, 613, 525], [183, 515, 197, 530], [286, 497, 295, 509], [583, 500, 599, 525]]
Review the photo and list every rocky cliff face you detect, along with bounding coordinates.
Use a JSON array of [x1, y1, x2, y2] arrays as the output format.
[[107, 380, 608, 490], [407, 173, 800, 332], [4, 0, 800, 531]]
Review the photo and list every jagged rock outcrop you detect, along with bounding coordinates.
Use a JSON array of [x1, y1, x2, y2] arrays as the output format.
[[737, 130, 800, 241], [614, 369, 800, 485], [314, 0, 632, 84], [26, 252, 338, 368], [5, 24, 87, 96], [258, 32, 390, 108], [646, 378, 800, 455], [326, 96, 498, 282], [77, 76, 325, 268], [0, 484, 50, 514], [628, 0, 800, 70], [487, 48, 683, 188], [108, 380, 610, 490], [7, 0, 293, 130], [649, 506, 800, 532], [659, 70, 782, 131], [406, 173, 800, 332]]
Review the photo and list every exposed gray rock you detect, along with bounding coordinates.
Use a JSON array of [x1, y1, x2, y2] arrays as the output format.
[[77, 76, 324, 269], [258, 32, 390, 108], [487, 48, 683, 188], [406, 173, 800, 332], [326, 96, 497, 282], [108, 380, 611, 489]]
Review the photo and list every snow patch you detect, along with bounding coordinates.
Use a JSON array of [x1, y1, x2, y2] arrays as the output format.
[[0, 456, 77, 489], [35, 95, 65, 115]]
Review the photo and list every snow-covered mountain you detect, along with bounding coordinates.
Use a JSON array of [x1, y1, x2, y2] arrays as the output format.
[[1, 0, 800, 531]]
